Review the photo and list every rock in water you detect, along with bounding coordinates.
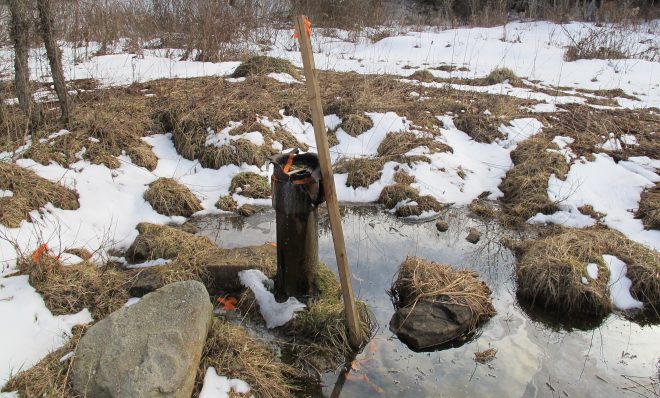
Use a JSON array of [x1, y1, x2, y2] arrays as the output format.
[[435, 220, 449, 232], [466, 228, 481, 244], [72, 280, 212, 398], [390, 300, 475, 350]]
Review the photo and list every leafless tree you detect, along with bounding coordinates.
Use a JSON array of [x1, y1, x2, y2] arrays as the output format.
[[37, 0, 70, 124]]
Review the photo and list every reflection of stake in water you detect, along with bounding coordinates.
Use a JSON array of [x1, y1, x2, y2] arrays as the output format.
[[331, 340, 383, 397]]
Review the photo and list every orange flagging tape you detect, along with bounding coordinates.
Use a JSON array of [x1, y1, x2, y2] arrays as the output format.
[[293, 17, 312, 39], [32, 243, 48, 263], [283, 152, 296, 173]]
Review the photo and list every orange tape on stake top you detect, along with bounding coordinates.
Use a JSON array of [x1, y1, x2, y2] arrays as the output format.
[[293, 17, 312, 39]]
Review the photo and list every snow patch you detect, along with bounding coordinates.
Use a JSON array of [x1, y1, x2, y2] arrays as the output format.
[[200, 367, 252, 398], [238, 269, 305, 328], [603, 255, 643, 310]]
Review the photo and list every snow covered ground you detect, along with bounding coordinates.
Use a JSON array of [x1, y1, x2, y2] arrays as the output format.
[[0, 19, 658, 392]]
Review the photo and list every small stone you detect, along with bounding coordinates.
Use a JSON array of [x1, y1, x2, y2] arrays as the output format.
[[466, 228, 481, 244], [435, 220, 449, 232]]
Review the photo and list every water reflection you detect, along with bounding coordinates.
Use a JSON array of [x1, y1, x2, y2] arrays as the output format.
[[194, 206, 660, 398]]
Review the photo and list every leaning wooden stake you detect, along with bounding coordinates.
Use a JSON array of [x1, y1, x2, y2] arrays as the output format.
[[294, 15, 362, 349]]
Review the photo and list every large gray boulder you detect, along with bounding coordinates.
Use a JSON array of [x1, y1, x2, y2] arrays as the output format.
[[72, 280, 212, 398], [389, 299, 474, 351]]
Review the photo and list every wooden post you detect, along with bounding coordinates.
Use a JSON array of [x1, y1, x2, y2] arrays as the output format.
[[294, 15, 362, 349]]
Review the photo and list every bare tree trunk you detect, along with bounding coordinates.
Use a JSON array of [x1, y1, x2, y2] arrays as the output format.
[[7, 0, 41, 129], [36, 0, 70, 124]]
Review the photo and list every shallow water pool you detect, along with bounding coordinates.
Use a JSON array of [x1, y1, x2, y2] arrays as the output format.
[[195, 206, 659, 398]]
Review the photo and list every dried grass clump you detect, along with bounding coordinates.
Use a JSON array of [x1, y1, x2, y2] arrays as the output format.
[[287, 264, 375, 372], [468, 199, 498, 219], [201, 139, 271, 169], [17, 255, 130, 320], [0, 162, 79, 228], [637, 183, 660, 230], [408, 69, 435, 82], [499, 135, 567, 224], [453, 112, 504, 143], [126, 223, 276, 289], [333, 157, 386, 188], [545, 105, 660, 160], [390, 257, 495, 328], [229, 172, 271, 199], [269, 127, 309, 151], [231, 56, 299, 79], [515, 228, 660, 314], [340, 113, 373, 137], [393, 169, 415, 185], [483, 67, 519, 85], [2, 325, 88, 397], [144, 178, 202, 217], [395, 195, 444, 218], [377, 131, 451, 158], [195, 319, 300, 398], [216, 195, 238, 212], [378, 183, 419, 209]]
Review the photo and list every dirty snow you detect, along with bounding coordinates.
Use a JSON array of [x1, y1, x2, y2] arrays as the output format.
[[238, 269, 305, 328], [603, 255, 643, 310], [200, 367, 252, 398]]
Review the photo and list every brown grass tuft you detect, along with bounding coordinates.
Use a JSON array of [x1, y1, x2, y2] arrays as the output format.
[[390, 257, 495, 329], [395, 195, 444, 217], [229, 172, 270, 199], [0, 162, 79, 228], [515, 228, 660, 315], [216, 195, 238, 212], [453, 112, 504, 143], [393, 169, 415, 185], [483, 67, 519, 85], [17, 254, 131, 320], [144, 178, 202, 217], [377, 131, 451, 158], [333, 157, 386, 188], [231, 56, 299, 79], [340, 113, 373, 137], [499, 135, 567, 224], [287, 264, 375, 372], [637, 183, 660, 230], [468, 199, 497, 219], [195, 319, 300, 398], [408, 69, 435, 82], [378, 183, 419, 209]]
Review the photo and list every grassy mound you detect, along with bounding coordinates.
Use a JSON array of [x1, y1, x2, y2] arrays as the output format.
[[17, 254, 130, 320], [195, 319, 300, 398], [468, 199, 497, 219], [2, 325, 88, 397], [0, 162, 79, 228], [126, 223, 276, 289], [286, 264, 375, 372], [515, 228, 660, 315], [637, 183, 660, 230], [215, 195, 238, 212], [377, 131, 451, 158], [390, 257, 495, 328], [378, 183, 419, 209], [393, 169, 415, 185], [499, 135, 567, 224], [231, 56, 299, 79], [453, 112, 504, 143], [333, 157, 386, 188], [144, 178, 202, 217], [340, 113, 373, 136], [484, 67, 519, 84], [395, 195, 444, 217], [408, 69, 435, 82], [21, 87, 158, 171], [229, 172, 270, 199]]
